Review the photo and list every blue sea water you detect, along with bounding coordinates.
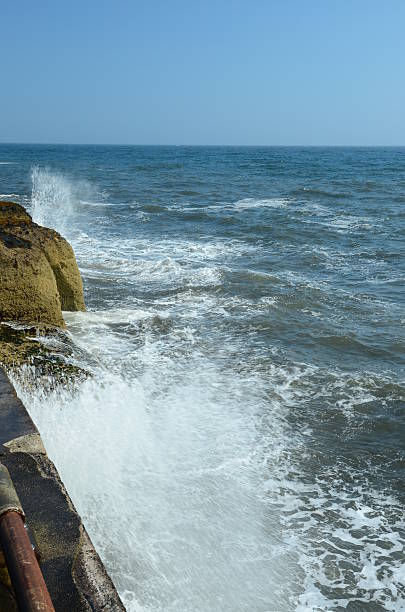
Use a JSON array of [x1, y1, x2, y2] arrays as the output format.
[[1, 145, 404, 611]]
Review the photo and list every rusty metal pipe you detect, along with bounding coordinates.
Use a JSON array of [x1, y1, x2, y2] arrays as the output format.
[[0, 510, 55, 612], [0, 464, 54, 611]]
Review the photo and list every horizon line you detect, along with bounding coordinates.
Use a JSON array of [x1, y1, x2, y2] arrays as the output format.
[[1, 142, 405, 148]]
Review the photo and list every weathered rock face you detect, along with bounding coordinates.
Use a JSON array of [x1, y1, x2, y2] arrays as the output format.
[[0, 202, 85, 327]]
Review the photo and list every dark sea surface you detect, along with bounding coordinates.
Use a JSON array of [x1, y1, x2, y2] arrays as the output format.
[[0, 144, 404, 611]]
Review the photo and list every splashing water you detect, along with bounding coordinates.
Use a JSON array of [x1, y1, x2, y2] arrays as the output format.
[[3, 146, 405, 612], [11, 344, 301, 612], [31, 167, 75, 235], [23, 167, 301, 611]]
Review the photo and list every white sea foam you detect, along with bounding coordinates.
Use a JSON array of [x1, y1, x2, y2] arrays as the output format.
[[299, 214, 375, 234], [0, 193, 21, 199], [9, 168, 403, 611], [69, 232, 250, 292], [168, 198, 290, 215], [198, 198, 291, 213], [327, 215, 373, 231], [10, 342, 301, 612], [233, 197, 289, 210], [292, 484, 405, 611], [13, 306, 405, 611], [294, 202, 331, 216]]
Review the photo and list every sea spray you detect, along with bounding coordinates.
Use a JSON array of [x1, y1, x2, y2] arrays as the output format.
[[31, 167, 75, 235], [2, 145, 404, 611], [31, 167, 96, 240], [10, 344, 300, 611]]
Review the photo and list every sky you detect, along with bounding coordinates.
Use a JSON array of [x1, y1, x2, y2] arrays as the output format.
[[1, 0, 405, 146]]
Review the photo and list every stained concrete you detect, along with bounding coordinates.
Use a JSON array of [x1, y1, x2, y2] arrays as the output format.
[[0, 368, 125, 611]]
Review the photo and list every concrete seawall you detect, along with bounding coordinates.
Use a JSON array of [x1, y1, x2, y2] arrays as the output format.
[[0, 367, 125, 610]]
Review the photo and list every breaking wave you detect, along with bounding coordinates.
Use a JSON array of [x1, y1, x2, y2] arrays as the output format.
[[3, 147, 404, 612]]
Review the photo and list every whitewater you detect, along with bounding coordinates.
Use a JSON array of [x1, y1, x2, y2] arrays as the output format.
[[1, 145, 405, 611]]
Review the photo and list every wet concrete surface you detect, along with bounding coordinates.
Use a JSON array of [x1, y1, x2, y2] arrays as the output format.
[[0, 368, 125, 611]]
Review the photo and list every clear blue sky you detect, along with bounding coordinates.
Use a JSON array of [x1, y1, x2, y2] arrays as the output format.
[[2, 0, 405, 145]]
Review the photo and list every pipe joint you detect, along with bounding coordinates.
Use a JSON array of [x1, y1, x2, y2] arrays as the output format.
[[0, 464, 24, 521]]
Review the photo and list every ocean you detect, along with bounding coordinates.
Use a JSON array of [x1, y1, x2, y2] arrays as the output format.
[[0, 144, 404, 611]]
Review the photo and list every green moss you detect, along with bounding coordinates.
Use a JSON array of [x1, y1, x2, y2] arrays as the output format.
[[0, 325, 42, 365], [0, 324, 88, 383]]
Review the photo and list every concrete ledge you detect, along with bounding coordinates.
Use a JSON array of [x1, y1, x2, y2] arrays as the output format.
[[0, 368, 125, 611]]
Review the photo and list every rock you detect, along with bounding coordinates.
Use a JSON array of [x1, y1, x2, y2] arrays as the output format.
[[0, 202, 85, 327]]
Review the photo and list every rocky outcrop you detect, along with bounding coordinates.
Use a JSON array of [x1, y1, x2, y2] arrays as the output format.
[[0, 202, 85, 328]]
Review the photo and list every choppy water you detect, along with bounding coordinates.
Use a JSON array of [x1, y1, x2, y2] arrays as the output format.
[[1, 145, 404, 611]]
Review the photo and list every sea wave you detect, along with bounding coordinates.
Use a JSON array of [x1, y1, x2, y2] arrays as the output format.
[[3, 150, 403, 611]]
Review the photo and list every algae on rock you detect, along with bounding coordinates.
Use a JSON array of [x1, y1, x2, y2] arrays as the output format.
[[0, 323, 89, 386]]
